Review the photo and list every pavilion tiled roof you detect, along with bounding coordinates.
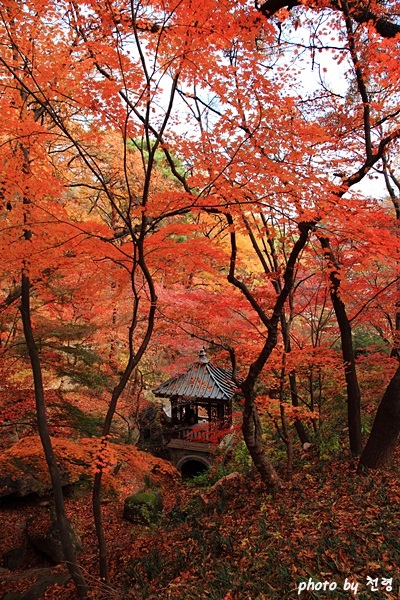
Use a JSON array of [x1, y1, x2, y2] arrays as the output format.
[[153, 348, 237, 401]]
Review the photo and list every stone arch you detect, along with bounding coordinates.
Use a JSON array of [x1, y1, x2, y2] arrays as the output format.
[[176, 454, 211, 478]]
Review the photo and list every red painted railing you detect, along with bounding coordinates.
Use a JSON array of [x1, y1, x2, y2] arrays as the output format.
[[170, 422, 231, 443]]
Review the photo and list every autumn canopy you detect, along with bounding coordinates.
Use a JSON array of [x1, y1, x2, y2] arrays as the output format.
[[0, 0, 400, 595]]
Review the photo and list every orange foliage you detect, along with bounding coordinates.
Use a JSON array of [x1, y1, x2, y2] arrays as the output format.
[[0, 435, 177, 498]]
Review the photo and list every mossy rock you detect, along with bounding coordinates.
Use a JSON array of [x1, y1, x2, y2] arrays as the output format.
[[123, 489, 163, 525]]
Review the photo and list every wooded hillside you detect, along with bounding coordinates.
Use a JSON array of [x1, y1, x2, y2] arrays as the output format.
[[0, 0, 399, 597]]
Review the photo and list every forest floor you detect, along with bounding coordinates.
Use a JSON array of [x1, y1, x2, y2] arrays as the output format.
[[1, 443, 399, 600]]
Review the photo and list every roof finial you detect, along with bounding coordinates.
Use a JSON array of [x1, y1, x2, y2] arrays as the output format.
[[198, 347, 209, 364]]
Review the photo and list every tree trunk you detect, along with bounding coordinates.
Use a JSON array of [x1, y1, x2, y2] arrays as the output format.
[[241, 389, 281, 488], [229, 221, 313, 488], [92, 384, 126, 582], [281, 314, 310, 445], [289, 371, 310, 445], [319, 237, 363, 456], [92, 239, 157, 582], [358, 365, 400, 470], [20, 273, 88, 598], [381, 155, 400, 360]]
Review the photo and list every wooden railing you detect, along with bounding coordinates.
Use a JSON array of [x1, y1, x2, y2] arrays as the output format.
[[169, 422, 230, 443]]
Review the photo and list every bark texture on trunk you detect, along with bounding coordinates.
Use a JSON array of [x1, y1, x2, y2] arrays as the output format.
[[281, 314, 310, 445], [20, 273, 88, 598], [241, 388, 281, 489], [358, 365, 400, 471], [319, 237, 362, 456]]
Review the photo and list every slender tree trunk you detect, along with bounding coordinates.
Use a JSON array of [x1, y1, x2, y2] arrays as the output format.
[[278, 362, 294, 478], [20, 273, 88, 598], [319, 237, 363, 456], [232, 222, 314, 488], [358, 365, 400, 470], [92, 370, 141, 581], [16, 88, 87, 595], [392, 306, 400, 359], [244, 213, 310, 446], [92, 369, 138, 582], [242, 214, 310, 447], [280, 314, 310, 445], [288, 372, 310, 444], [92, 240, 157, 582], [280, 403, 293, 479], [108, 204, 119, 370], [108, 282, 118, 369]]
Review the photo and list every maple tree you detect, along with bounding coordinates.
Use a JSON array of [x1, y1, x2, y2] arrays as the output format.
[[1, 0, 400, 594], [170, 1, 400, 475]]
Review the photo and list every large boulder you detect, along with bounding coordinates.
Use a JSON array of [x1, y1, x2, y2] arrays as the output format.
[[0, 438, 86, 498], [123, 488, 163, 525], [0, 436, 178, 499], [199, 471, 241, 507]]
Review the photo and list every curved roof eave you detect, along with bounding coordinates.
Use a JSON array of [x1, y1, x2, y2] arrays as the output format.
[[153, 354, 237, 401]]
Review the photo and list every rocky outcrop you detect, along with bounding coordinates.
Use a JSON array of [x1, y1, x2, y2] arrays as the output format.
[[0, 438, 86, 498], [0, 436, 178, 498]]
